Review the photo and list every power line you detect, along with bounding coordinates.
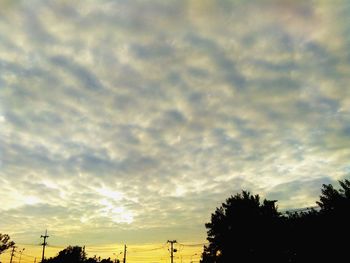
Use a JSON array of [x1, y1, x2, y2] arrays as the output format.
[[5, 238, 203, 263], [128, 244, 167, 253], [177, 242, 208, 247], [21, 252, 36, 259], [15, 243, 44, 246], [0, 250, 13, 255], [45, 245, 64, 249]]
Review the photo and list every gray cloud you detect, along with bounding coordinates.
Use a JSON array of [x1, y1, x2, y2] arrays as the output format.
[[50, 56, 105, 91]]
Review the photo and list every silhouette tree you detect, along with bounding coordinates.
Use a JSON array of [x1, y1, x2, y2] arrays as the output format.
[[44, 246, 86, 263], [44, 246, 119, 263], [85, 256, 98, 263], [284, 208, 321, 262], [0, 234, 15, 255], [315, 179, 350, 262], [317, 179, 350, 214], [201, 180, 350, 262], [200, 191, 283, 263], [100, 258, 114, 263]]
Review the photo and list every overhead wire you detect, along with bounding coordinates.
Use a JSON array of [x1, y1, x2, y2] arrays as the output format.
[[4, 241, 203, 262], [128, 244, 167, 253], [177, 242, 208, 247], [21, 252, 36, 259]]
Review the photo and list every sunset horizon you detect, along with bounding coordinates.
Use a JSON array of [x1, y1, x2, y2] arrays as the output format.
[[1, 0, 350, 262]]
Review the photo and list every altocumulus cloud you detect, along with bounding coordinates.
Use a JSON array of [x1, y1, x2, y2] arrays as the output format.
[[1, 0, 350, 244]]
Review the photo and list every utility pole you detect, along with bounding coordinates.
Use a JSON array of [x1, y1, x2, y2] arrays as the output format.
[[190, 253, 197, 263], [19, 248, 25, 263], [40, 230, 49, 263], [122, 244, 127, 263], [167, 240, 177, 263], [9, 246, 16, 263]]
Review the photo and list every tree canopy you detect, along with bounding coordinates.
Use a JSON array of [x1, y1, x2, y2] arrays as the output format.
[[0, 234, 15, 255], [317, 179, 350, 214], [201, 191, 283, 262], [201, 179, 350, 263], [43, 246, 119, 263]]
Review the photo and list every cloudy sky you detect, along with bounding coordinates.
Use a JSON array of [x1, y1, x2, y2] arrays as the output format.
[[1, 0, 350, 260]]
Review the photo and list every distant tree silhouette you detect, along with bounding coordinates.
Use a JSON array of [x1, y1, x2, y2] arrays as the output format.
[[44, 246, 86, 263], [100, 258, 114, 263], [85, 255, 98, 263], [44, 246, 120, 263], [0, 234, 15, 255]]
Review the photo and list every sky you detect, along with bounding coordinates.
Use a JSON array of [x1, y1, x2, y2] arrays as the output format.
[[1, 0, 350, 262]]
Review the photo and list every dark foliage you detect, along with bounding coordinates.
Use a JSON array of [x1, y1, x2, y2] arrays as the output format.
[[201, 179, 350, 263], [0, 234, 15, 254], [201, 191, 281, 263], [43, 246, 119, 263], [43, 246, 85, 263]]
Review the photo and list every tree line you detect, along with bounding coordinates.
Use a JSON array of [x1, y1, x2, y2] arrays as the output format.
[[0, 242, 118, 263], [2, 179, 349, 262], [200, 179, 350, 262], [42, 246, 119, 263]]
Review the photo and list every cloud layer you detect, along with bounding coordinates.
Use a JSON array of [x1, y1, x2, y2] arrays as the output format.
[[1, 0, 350, 245]]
